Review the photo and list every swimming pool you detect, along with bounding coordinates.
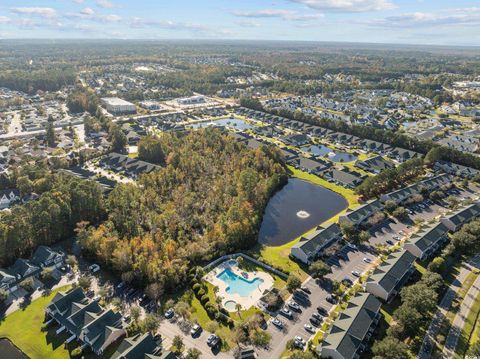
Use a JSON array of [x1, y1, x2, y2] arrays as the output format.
[[217, 268, 264, 297]]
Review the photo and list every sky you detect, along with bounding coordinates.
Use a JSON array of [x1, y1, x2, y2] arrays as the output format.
[[0, 0, 479, 46]]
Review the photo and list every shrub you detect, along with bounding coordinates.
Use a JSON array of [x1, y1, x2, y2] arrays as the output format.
[[197, 288, 206, 297], [71, 347, 82, 357], [192, 283, 201, 293], [200, 294, 209, 304]]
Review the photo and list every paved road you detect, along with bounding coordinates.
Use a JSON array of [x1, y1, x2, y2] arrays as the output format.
[[418, 257, 480, 359], [442, 273, 480, 358]]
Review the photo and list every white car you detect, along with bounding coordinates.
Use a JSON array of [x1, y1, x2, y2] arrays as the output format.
[[304, 324, 315, 333], [363, 257, 371, 263], [271, 318, 283, 328], [88, 264, 100, 273], [351, 270, 360, 277]]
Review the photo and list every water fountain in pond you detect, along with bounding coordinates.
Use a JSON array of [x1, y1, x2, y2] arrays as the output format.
[[296, 210, 310, 219]]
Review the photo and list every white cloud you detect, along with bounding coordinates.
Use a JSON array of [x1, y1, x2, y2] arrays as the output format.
[[11, 7, 57, 18], [365, 9, 480, 28], [130, 17, 209, 32], [80, 8, 95, 16], [289, 0, 395, 12], [232, 9, 323, 22], [235, 20, 261, 28], [96, 0, 114, 9], [0, 16, 10, 24]]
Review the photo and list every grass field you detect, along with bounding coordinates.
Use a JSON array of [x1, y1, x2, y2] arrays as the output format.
[[0, 286, 75, 359]]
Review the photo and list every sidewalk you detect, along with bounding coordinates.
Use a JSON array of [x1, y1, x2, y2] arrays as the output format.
[[418, 257, 480, 359], [442, 275, 480, 358]]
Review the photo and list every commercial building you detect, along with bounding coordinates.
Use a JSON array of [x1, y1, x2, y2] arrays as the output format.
[[101, 97, 136, 115]]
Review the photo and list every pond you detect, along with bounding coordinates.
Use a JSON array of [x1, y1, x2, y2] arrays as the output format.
[[258, 178, 348, 246], [0, 339, 28, 359], [302, 144, 357, 163], [188, 117, 253, 130]]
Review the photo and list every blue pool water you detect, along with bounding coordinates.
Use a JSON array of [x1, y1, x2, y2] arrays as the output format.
[[189, 118, 253, 130], [217, 269, 264, 297]]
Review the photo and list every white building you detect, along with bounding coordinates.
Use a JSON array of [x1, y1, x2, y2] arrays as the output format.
[[101, 97, 136, 115], [176, 95, 206, 106]]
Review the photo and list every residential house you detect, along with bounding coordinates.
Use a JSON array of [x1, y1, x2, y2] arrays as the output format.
[[31, 246, 65, 269], [323, 169, 365, 189], [282, 133, 310, 147], [365, 250, 416, 302], [388, 147, 419, 162], [0, 268, 17, 293], [9, 258, 41, 284], [111, 333, 163, 359], [434, 161, 480, 179], [355, 156, 394, 174], [288, 156, 330, 175], [441, 202, 480, 232], [290, 223, 342, 264], [46, 287, 125, 356], [317, 292, 382, 359], [0, 189, 20, 209], [404, 223, 449, 260], [339, 200, 384, 227]]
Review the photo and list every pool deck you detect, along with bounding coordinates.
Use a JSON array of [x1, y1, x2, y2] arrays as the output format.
[[204, 259, 274, 311]]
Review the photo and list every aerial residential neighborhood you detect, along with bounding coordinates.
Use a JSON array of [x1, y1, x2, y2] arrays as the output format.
[[1, 1, 480, 359]]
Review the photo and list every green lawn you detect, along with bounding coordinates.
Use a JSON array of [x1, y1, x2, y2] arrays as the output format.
[[0, 286, 73, 359]]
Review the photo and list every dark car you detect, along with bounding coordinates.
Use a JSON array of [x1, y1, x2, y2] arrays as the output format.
[[312, 312, 322, 321], [310, 317, 321, 327], [317, 306, 328, 316], [165, 308, 175, 319], [326, 295, 337, 304], [300, 287, 311, 294]]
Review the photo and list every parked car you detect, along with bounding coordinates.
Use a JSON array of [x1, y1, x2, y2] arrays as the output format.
[[326, 296, 337, 304], [351, 270, 360, 277], [342, 277, 353, 287], [191, 324, 202, 336], [300, 287, 311, 294], [304, 323, 315, 333], [165, 308, 175, 319], [280, 307, 293, 318], [310, 317, 321, 327], [116, 281, 126, 290], [386, 240, 394, 245], [312, 312, 322, 321], [317, 306, 328, 316], [88, 264, 100, 273], [363, 257, 371, 263], [347, 243, 358, 250], [271, 318, 283, 328], [207, 334, 220, 347], [288, 301, 301, 311]]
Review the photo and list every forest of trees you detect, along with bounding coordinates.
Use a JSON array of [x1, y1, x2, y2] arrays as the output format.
[[0, 174, 104, 266], [0, 68, 75, 94], [78, 129, 287, 291]]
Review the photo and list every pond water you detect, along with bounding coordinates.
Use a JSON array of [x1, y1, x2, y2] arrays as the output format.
[[0, 339, 28, 359], [259, 178, 348, 246], [301, 144, 357, 163], [189, 117, 253, 130]]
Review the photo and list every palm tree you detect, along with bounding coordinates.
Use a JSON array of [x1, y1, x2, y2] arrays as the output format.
[[235, 303, 243, 318]]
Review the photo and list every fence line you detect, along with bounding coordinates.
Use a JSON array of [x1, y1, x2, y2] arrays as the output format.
[[203, 252, 288, 280]]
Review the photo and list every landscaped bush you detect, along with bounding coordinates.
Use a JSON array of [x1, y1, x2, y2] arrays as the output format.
[[197, 288, 206, 297], [200, 294, 209, 304], [192, 283, 201, 292], [71, 347, 82, 358]]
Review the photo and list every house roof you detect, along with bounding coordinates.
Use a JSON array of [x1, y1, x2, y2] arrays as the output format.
[[80, 309, 124, 354], [319, 293, 381, 359], [9, 258, 40, 279], [407, 222, 449, 252], [111, 333, 161, 359], [444, 202, 480, 226], [367, 250, 416, 295], [342, 199, 384, 224], [31, 246, 64, 267], [47, 287, 88, 316], [355, 155, 394, 173], [292, 223, 342, 255]]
